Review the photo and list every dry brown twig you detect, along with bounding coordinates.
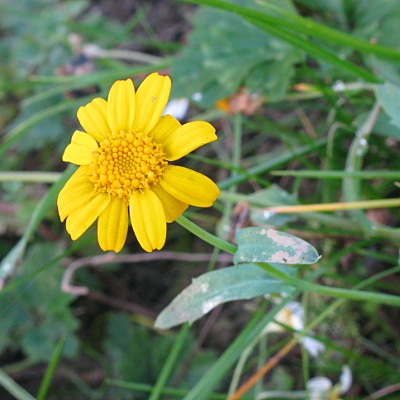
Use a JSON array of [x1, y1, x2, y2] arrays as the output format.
[[61, 251, 233, 296]]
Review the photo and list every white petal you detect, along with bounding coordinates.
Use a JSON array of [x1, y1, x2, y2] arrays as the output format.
[[301, 336, 326, 358], [287, 301, 304, 331], [307, 376, 332, 393], [339, 365, 352, 394]]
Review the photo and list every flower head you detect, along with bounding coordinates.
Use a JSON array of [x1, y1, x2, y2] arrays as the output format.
[[58, 73, 219, 252], [307, 365, 352, 400], [263, 301, 326, 358]]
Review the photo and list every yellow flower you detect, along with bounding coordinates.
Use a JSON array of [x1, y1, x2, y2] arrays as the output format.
[[57, 73, 220, 253]]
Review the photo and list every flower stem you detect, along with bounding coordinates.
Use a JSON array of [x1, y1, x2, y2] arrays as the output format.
[[176, 215, 237, 254], [0, 172, 62, 183]]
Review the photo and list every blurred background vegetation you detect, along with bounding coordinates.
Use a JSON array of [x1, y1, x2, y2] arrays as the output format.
[[1, 0, 400, 399]]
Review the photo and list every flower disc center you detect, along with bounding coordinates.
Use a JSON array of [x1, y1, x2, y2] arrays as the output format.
[[89, 132, 167, 200]]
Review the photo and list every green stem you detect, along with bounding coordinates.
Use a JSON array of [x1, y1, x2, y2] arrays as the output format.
[[0, 369, 35, 400], [271, 170, 400, 179], [176, 215, 237, 254], [258, 263, 400, 307], [0, 172, 62, 183], [228, 342, 254, 397], [303, 265, 400, 336], [37, 337, 65, 400], [232, 113, 242, 187], [149, 324, 190, 400], [183, 297, 294, 400], [343, 102, 380, 235], [105, 379, 252, 399]]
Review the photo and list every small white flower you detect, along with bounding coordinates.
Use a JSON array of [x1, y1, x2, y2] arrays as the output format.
[[307, 376, 332, 400], [263, 301, 325, 357], [307, 365, 352, 400]]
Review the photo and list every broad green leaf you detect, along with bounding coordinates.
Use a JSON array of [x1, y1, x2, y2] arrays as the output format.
[[355, 111, 400, 140], [234, 227, 320, 265], [184, 0, 380, 83], [155, 264, 294, 329], [171, 0, 301, 105], [104, 313, 207, 390], [375, 82, 400, 130], [353, 0, 400, 50]]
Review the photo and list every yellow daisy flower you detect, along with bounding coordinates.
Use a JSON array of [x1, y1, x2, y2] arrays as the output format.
[[57, 72, 220, 253]]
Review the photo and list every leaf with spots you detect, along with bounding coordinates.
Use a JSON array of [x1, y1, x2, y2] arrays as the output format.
[[154, 263, 294, 329], [234, 227, 320, 265]]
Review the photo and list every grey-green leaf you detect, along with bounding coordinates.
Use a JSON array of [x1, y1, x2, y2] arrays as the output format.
[[375, 82, 400, 130], [154, 264, 294, 329], [234, 227, 320, 265]]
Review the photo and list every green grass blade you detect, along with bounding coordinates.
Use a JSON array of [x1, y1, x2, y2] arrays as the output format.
[[183, 0, 381, 82], [36, 337, 66, 400], [185, 0, 400, 61], [106, 379, 252, 399], [149, 324, 190, 400], [183, 296, 295, 400], [271, 170, 400, 179], [0, 99, 87, 158], [24, 61, 170, 107], [0, 369, 36, 400], [257, 1, 400, 62], [247, 19, 379, 83], [219, 135, 338, 189]]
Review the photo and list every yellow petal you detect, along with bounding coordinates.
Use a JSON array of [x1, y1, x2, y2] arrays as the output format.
[[97, 197, 128, 253], [150, 115, 181, 146], [129, 189, 166, 252], [134, 73, 171, 133], [160, 166, 220, 207], [66, 193, 110, 240], [77, 98, 110, 143], [62, 130, 98, 165], [161, 121, 217, 161], [152, 184, 188, 223], [57, 166, 95, 222], [107, 79, 136, 133]]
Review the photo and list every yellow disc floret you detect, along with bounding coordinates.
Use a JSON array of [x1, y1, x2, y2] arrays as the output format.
[[89, 131, 167, 201]]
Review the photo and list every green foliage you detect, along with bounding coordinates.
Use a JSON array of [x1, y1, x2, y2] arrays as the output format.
[[155, 263, 294, 329], [0, 243, 79, 362], [171, 0, 302, 105], [104, 313, 216, 399], [2, 0, 400, 398], [0, 0, 87, 80], [375, 82, 400, 129], [234, 227, 320, 265]]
